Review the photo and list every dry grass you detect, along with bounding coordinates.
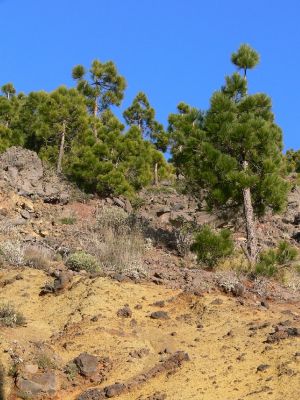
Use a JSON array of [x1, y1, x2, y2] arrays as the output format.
[[72, 206, 147, 278], [24, 245, 54, 270]]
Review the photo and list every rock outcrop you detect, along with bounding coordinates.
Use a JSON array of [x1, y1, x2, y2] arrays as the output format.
[[0, 146, 70, 203]]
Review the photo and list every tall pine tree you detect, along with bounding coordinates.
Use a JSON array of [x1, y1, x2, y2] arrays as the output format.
[[123, 92, 168, 185], [72, 60, 126, 137], [169, 45, 289, 263]]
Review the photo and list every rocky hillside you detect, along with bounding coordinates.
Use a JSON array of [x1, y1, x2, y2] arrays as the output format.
[[0, 147, 299, 399]]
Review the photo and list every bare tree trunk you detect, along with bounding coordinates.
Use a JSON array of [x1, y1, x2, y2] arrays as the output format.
[[57, 121, 66, 174], [154, 162, 158, 186], [93, 100, 98, 138], [242, 160, 258, 263]]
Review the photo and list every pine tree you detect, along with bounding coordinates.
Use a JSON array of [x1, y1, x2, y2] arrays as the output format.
[[1, 83, 16, 100], [19, 87, 88, 173], [72, 60, 126, 137], [0, 83, 25, 151], [123, 92, 169, 184], [169, 45, 289, 263]]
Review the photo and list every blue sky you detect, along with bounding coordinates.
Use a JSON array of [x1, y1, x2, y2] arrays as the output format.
[[0, 0, 299, 150]]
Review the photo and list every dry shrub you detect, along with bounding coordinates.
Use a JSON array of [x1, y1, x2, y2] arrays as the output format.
[[0, 303, 26, 327], [74, 206, 147, 279], [0, 240, 24, 266], [280, 268, 300, 292], [217, 250, 249, 273], [24, 245, 54, 270]]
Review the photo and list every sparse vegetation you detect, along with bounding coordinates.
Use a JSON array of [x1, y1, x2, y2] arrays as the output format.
[[0, 240, 24, 266], [35, 353, 57, 371], [96, 206, 130, 234], [64, 362, 79, 381], [191, 226, 234, 268], [66, 251, 100, 273], [60, 216, 77, 225], [0, 303, 26, 327], [255, 241, 298, 277], [24, 245, 53, 270]]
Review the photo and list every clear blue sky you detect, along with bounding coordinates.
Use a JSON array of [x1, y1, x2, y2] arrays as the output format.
[[0, 0, 299, 150]]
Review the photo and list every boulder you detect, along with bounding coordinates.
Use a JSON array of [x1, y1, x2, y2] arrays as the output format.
[[74, 353, 99, 377], [17, 371, 58, 396]]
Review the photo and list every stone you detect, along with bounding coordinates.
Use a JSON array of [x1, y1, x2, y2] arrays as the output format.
[[156, 207, 171, 217], [74, 353, 99, 377], [150, 311, 169, 320], [105, 383, 127, 397], [117, 306, 132, 318], [20, 209, 31, 219], [17, 371, 58, 395], [113, 197, 126, 209], [257, 364, 270, 372], [24, 364, 39, 374], [151, 300, 165, 308]]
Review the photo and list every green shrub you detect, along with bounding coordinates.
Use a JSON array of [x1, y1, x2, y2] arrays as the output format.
[[255, 241, 298, 277], [255, 250, 278, 276], [64, 362, 78, 381], [191, 226, 234, 268], [60, 216, 77, 225], [66, 251, 100, 273], [276, 241, 298, 264], [0, 304, 26, 327], [35, 353, 57, 371]]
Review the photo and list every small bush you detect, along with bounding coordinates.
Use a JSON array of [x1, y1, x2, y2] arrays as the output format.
[[0, 240, 24, 266], [255, 241, 298, 277], [66, 251, 100, 273], [60, 216, 77, 225], [64, 362, 78, 381], [191, 226, 234, 268], [96, 206, 130, 234], [0, 304, 26, 327], [35, 353, 57, 371], [276, 241, 298, 264]]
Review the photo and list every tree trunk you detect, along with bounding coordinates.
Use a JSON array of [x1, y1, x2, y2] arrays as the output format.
[[57, 121, 66, 174], [242, 160, 258, 263], [154, 162, 158, 186], [93, 100, 98, 138]]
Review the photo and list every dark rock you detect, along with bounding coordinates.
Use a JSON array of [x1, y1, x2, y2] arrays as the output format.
[[129, 348, 150, 359], [17, 371, 58, 395], [231, 283, 245, 297], [292, 232, 300, 242], [265, 323, 299, 343], [150, 311, 169, 320], [0, 147, 70, 203], [151, 300, 165, 308], [105, 383, 127, 397], [74, 353, 99, 377], [156, 207, 171, 217], [117, 306, 132, 318], [293, 213, 300, 225], [257, 364, 270, 372]]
